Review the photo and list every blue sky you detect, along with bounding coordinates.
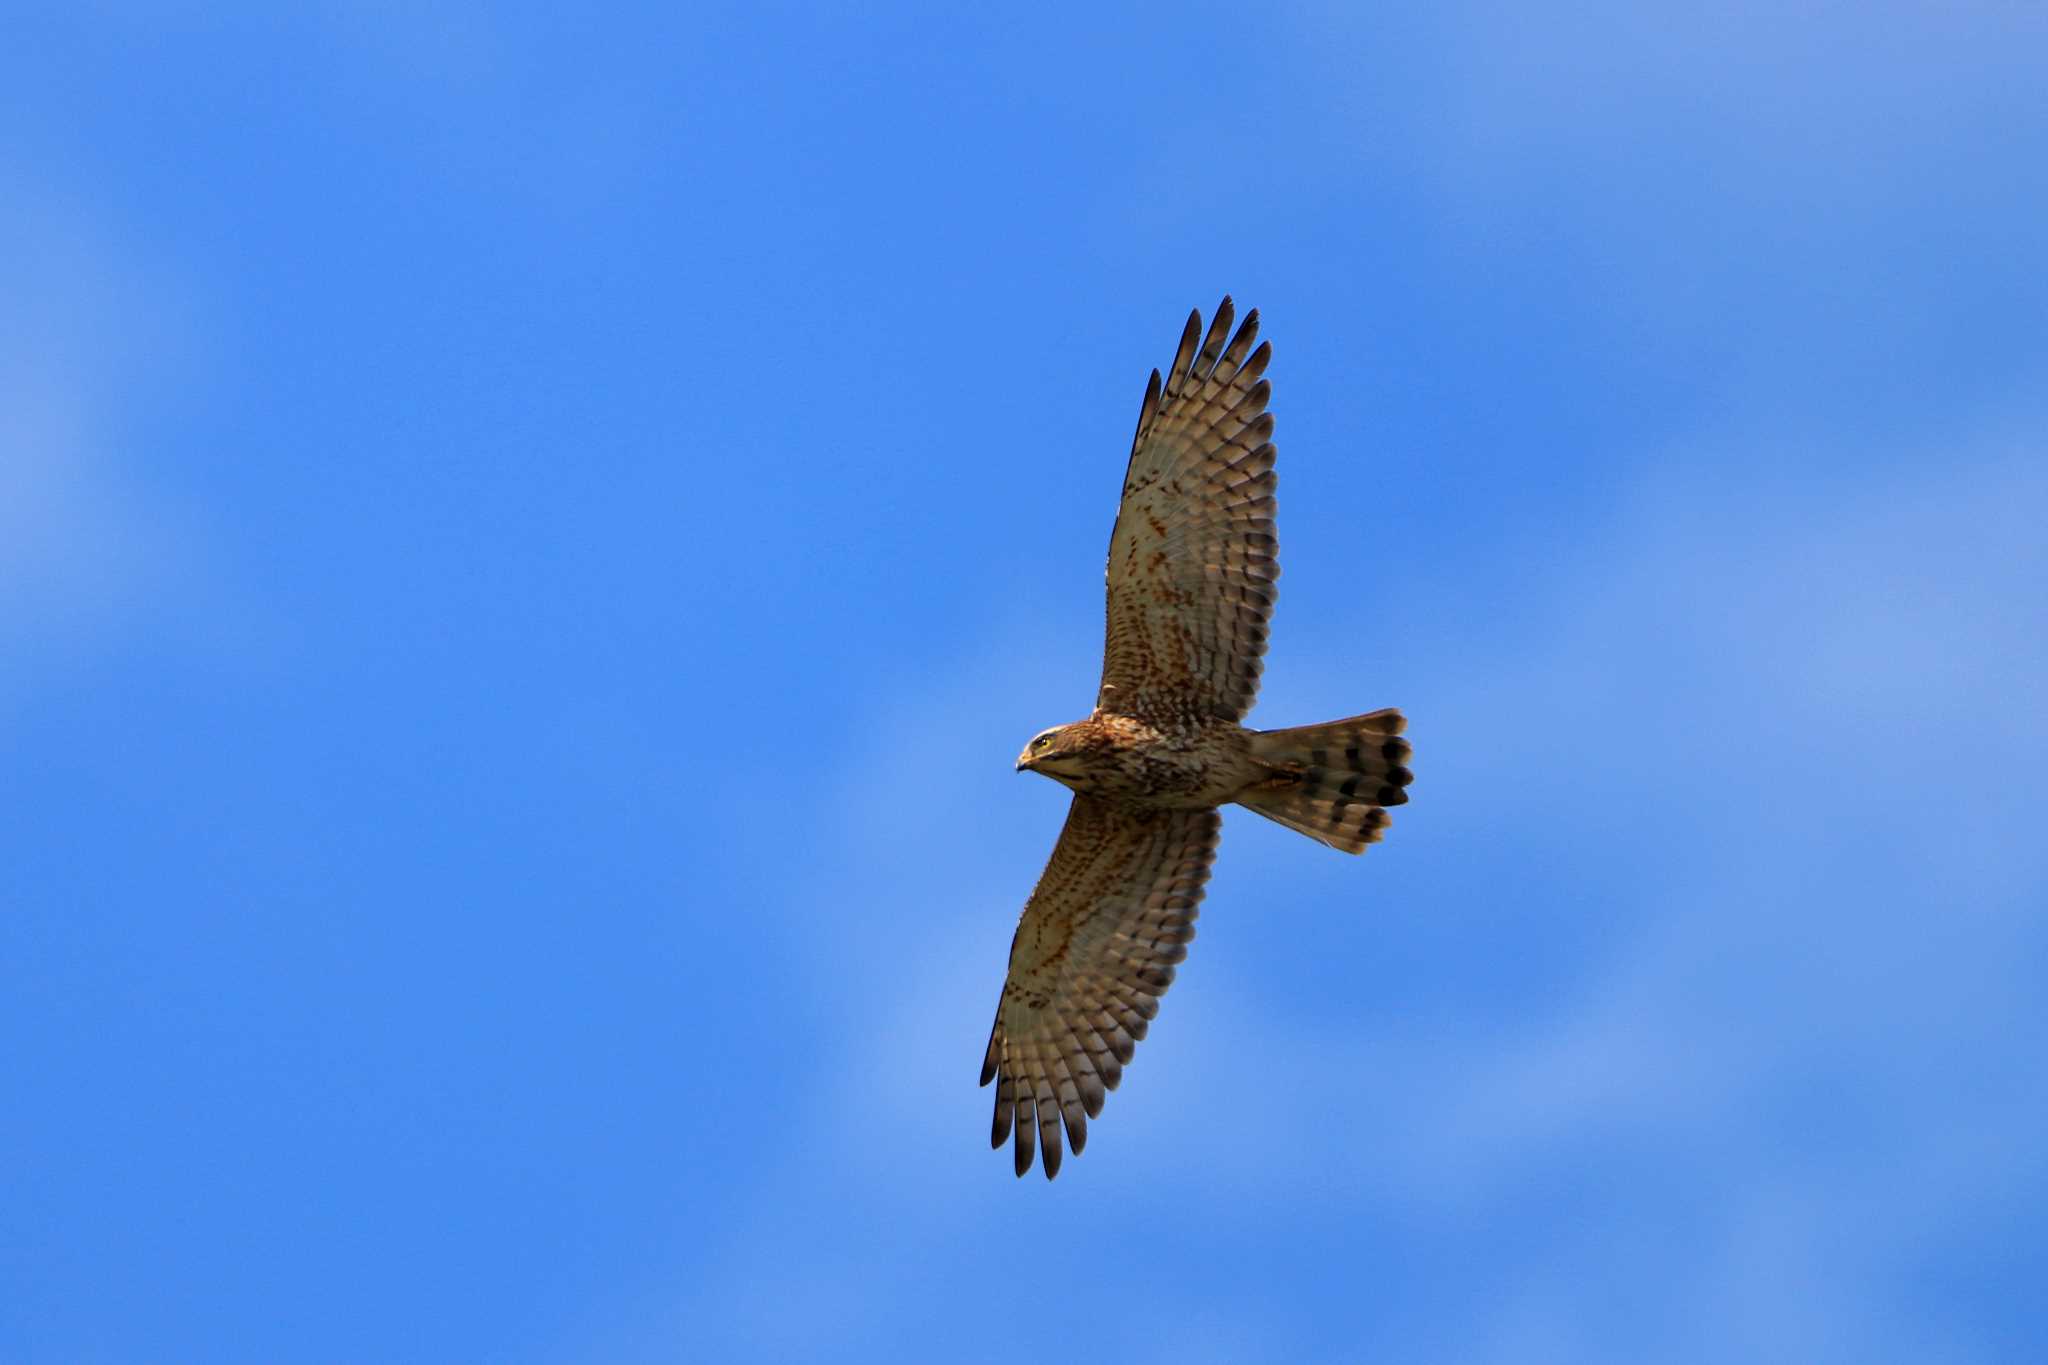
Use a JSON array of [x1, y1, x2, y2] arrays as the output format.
[[4, 4, 2044, 1362]]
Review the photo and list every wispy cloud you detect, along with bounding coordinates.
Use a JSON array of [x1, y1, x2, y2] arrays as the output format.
[[1267, 416, 2047, 1359], [0, 187, 211, 704]]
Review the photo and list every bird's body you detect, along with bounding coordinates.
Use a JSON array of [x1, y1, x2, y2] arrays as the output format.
[[1019, 714, 1263, 808], [981, 299, 1413, 1178]]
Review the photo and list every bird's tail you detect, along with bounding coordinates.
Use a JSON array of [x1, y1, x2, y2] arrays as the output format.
[[1236, 709, 1412, 854]]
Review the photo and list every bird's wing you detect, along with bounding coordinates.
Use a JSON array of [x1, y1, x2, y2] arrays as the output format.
[[979, 795, 1220, 1178], [1097, 297, 1278, 727]]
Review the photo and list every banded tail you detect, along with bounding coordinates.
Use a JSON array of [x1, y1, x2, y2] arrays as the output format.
[[1236, 708, 1413, 854]]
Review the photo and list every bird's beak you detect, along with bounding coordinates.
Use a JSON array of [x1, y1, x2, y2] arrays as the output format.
[[1015, 752, 1035, 773]]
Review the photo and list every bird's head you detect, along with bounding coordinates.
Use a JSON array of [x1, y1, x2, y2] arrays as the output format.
[[1015, 722, 1099, 781]]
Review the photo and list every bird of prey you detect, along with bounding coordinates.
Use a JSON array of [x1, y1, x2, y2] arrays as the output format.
[[980, 298, 1413, 1179]]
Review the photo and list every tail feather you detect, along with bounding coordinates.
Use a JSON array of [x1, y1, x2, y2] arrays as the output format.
[[1236, 708, 1412, 854]]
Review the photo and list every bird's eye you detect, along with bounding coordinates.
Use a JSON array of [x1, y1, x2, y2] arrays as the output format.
[[1034, 737, 1052, 750]]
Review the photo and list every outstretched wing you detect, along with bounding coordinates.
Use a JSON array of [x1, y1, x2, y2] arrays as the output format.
[[979, 796, 1220, 1179], [1098, 297, 1278, 727]]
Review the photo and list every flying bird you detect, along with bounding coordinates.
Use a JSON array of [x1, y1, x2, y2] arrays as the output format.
[[981, 298, 1413, 1179]]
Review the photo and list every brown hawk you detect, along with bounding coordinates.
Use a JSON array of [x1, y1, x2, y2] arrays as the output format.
[[980, 298, 1413, 1179]]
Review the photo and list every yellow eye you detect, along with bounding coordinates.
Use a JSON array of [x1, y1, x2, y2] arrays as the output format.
[[1034, 736, 1052, 750]]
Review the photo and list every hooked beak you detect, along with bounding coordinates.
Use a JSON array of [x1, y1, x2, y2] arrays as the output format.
[[1015, 751, 1036, 773]]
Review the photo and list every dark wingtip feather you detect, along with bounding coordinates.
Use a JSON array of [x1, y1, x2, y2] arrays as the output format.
[[1196, 299, 1234, 372], [979, 1020, 1000, 1086], [1013, 1106, 1036, 1177], [1239, 338, 1272, 383], [1132, 368, 1163, 447], [990, 1073, 1014, 1147], [1165, 313, 1204, 396]]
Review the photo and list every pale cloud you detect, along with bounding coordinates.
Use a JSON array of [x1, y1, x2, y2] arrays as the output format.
[[1300, 1, 2047, 172], [1289, 419, 2044, 1359], [0, 187, 211, 701]]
